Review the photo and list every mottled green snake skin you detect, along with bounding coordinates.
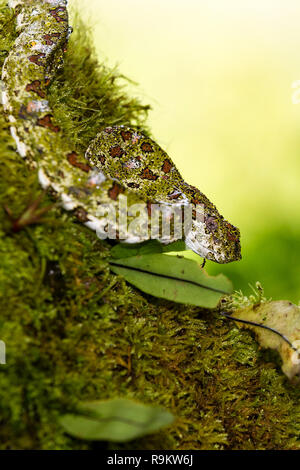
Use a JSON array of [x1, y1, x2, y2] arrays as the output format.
[[1, 0, 241, 263]]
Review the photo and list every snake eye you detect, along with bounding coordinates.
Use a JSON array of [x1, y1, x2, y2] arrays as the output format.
[[206, 216, 218, 232]]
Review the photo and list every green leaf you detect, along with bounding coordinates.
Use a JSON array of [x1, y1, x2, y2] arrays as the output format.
[[110, 239, 186, 259], [162, 240, 187, 253], [109, 253, 232, 308], [59, 398, 174, 442]]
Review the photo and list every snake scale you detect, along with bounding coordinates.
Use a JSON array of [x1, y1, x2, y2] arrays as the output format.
[[1, 0, 241, 264]]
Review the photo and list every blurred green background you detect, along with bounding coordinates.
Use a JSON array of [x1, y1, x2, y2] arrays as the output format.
[[76, 0, 300, 302]]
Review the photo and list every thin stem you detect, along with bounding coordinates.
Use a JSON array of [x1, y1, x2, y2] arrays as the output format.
[[220, 311, 297, 352]]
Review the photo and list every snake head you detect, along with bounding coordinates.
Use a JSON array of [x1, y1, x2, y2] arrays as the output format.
[[86, 127, 241, 263], [182, 185, 241, 263], [185, 212, 241, 263]]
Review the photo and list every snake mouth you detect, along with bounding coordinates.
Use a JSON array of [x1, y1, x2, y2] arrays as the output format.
[[207, 239, 242, 263], [203, 249, 241, 264], [204, 247, 229, 264], [185, 230, 241, 264], [185, 233, 218, 262], [210, 243, 242, 264]]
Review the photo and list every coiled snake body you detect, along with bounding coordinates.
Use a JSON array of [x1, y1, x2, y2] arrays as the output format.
[[1, 0, 241, 264]]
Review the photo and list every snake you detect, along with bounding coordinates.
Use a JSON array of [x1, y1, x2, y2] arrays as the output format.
[[1, 0, 241, 264]]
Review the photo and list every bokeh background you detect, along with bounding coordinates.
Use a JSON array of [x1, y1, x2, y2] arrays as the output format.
[[75, 0, 300, 302]]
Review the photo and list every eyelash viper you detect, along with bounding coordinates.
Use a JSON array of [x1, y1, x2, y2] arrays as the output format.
[[1, 0, 241, 264]]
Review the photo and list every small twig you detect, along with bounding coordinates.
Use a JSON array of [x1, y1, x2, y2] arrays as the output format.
[[4, 191, 55, 232], [220, 311, 298, 352]]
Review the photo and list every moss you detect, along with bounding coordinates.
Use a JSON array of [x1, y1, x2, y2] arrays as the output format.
[[1, 2, 300, 450]]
